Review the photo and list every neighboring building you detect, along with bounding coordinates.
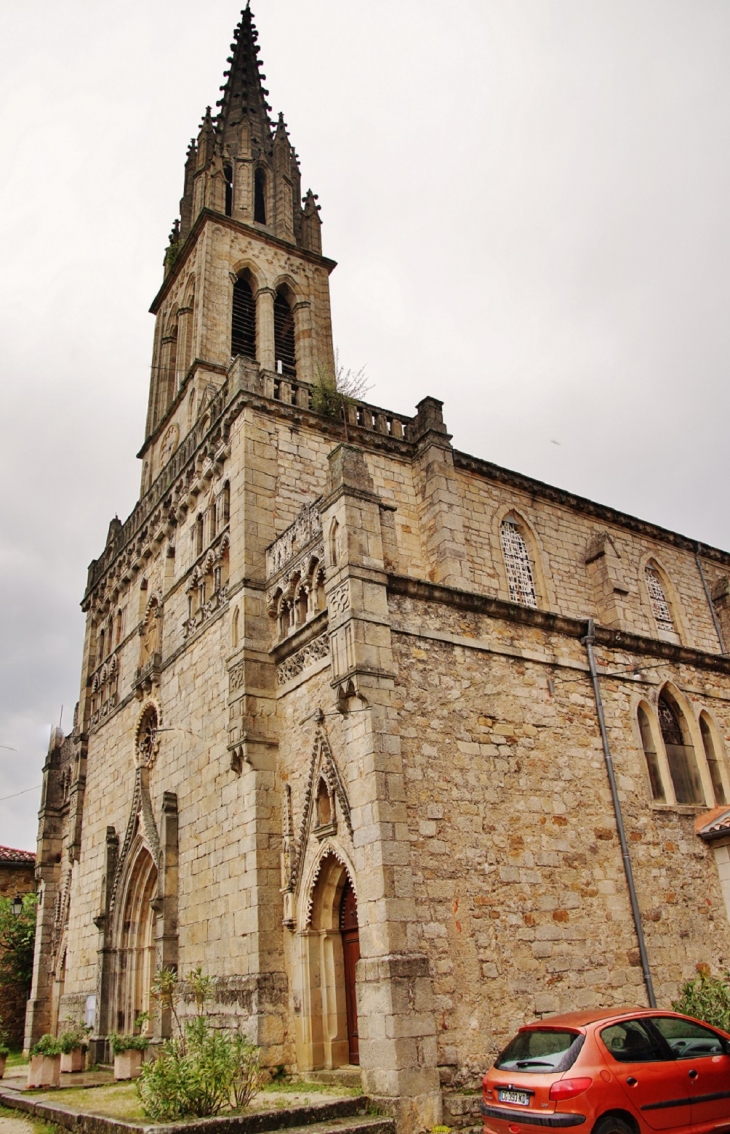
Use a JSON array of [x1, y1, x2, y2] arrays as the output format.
[[26, 9, 730, 1130], [0, 845, 36, 1046]]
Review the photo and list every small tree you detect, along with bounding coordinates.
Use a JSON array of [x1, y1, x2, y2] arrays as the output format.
[[673, 966, 730, 1031], [0, 894, 37, 993]]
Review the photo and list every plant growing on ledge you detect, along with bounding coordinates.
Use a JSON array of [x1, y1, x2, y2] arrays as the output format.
[[110, 1032, 150, 1054], [311, 351, 371, 420]]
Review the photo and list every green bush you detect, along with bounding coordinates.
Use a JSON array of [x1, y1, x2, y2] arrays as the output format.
[[32, 1035, 63, 1057], [673, 968, 730, 1031], [137, 966, 262, 1120], [110, 1033, 150, 1054], [58, 1022, 91, 1054]]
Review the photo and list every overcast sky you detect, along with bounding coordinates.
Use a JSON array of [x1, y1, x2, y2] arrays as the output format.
[[2, 0, 730, 851]]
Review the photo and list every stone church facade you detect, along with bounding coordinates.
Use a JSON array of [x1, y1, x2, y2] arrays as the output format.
[[26, 9, 730, 1130]]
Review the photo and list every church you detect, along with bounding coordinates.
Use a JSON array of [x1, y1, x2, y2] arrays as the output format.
[[26, 9, 730, 1132]]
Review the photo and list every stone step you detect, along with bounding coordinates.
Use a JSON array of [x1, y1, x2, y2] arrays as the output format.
[[267, 1117, 394, 1134], [301, 1067, 363, 1090]]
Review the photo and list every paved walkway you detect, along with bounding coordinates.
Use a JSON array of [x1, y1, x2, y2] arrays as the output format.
[[0, 1119, 35, 1134]]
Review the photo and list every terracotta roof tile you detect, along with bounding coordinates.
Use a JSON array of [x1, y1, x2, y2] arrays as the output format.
[[696, 807, 730, 841], [0, 845, 36, 864]]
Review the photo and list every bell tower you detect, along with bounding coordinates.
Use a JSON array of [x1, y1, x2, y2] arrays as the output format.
[[140, 5, 336, 493]]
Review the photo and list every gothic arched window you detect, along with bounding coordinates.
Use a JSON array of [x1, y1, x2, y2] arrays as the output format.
[[658, 690, 703, 805], [274, 289, 296, 377], [501, 516, 538, 609], [637, 705, 665, 802], [645, 562, 677, 639], [254, 167, 267, 224], [224, 163, 233, 217], [700, 714, 727, 806], [231, 275, 256, 361]]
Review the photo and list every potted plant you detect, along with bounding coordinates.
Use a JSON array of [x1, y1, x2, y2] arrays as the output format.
[[28, 1034, 63, 1088], [59, 1021, 91, 1072], [111, 1031, 149, 1079]]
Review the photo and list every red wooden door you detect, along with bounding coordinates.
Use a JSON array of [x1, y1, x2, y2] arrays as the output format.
[[340, 878, 360, 1065]]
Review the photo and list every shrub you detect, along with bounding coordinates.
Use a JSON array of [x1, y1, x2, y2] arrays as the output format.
[[110, 1033, 150, 1055], [32, 1035, 63, 1057], [58, 1022, 91, 1054], [137, 965, 262, 1120], [0, 895, 37, 993], [673, 967, 730, 1031]]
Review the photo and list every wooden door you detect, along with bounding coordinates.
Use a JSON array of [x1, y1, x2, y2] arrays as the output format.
[[339, 878, 360, 1065]]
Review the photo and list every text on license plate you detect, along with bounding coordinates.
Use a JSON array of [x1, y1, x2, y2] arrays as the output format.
[[498, 1090, 530, 1107]]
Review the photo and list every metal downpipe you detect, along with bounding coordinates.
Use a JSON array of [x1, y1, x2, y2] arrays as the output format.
[[581, 618, 656, 1008]]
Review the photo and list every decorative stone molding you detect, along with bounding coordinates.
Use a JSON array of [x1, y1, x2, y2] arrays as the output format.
[[266, 500, 323, 580], [276, 631, 330, 686]]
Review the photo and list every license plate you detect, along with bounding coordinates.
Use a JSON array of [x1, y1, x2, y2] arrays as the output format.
[[498, 1090, 530, 1107]]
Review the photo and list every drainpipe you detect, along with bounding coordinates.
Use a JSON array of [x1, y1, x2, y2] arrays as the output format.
[[581, 619, 657, 1008], [695, 543, 726, 656]]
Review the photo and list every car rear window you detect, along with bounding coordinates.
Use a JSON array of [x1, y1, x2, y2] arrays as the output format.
[[494, 1029, 584, 1073]]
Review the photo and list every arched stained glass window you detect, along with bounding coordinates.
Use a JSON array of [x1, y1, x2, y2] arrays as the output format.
[[645, 563, 675, 637], [638, 706, 665, 802], [501, 518, 538, 609], [700, 715, 727, 806], [658, 691, 703, 805]]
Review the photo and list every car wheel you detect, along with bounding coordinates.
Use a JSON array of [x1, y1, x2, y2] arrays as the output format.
[[593, 1116, 635, 1134]]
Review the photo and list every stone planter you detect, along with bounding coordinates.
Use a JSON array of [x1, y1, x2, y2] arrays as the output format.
[[60, 1047, 86, 1073], [28, 1053, 61, 1088], [114, 1048, 143, 1080], [0, 1053, 7, 1079]]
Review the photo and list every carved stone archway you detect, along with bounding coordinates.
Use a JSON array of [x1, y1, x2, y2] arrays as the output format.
[[294, 849, 358, 1071], [113, 839, 157, 1034]]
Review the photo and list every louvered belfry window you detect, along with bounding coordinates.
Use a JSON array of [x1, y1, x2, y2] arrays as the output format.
[[501, 518, 538, 608], [231, 276, 256, 361], [274, 290, 296, 377], [645, 563, 674, 635]]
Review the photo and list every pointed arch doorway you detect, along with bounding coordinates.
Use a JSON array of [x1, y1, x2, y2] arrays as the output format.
[[340, 878, 359, 1065], [114, 844, 157, 1034], [297, 853, 360, 1070]]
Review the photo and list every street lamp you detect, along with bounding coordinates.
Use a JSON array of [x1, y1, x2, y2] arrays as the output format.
[[11, 895, 23, 917]]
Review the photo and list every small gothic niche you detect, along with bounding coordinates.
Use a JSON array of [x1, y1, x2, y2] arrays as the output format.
[[314, 777, 336, 838]]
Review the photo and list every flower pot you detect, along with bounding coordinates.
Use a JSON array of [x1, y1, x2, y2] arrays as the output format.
[[0, 1053, 7, 1079], [114, 1048, 143, 1080], [60, 1047, 86, 1073], [28, 1053, 61, 1088]]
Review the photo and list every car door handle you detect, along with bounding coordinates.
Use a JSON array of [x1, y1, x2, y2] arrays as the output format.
[[688, 1070, 698, 1080], [626, 1077, 638, 1087]]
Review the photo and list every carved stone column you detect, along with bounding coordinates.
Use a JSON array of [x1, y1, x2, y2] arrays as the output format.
[[293, 300, 314, 384], [256, 287, 276, 372]]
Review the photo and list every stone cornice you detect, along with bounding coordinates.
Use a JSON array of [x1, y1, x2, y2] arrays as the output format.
[[149, 208, 338, 316], [387, 573, 730, 675], [453, 450, 730, 566]]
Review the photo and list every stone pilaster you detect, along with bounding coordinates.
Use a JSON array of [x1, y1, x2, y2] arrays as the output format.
[[153, 791, 179, 1040], [410, 397, 473, 591], [319, 444, 441, 1133]]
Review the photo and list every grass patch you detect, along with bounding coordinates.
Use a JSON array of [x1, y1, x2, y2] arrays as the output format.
[[34, 1082, 144, 1123], [261, 1079, 361, 1096], [0, 1103, 59, 1134], [6, 1050, 29, 1068]]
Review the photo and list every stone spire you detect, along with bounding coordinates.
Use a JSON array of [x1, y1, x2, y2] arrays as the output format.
[[215, 5, 273, 155]]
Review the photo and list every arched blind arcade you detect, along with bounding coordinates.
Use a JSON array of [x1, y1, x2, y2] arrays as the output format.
[[501, 518, 538, 608], [231, 276, 256, 361], [645, 564, 675, 637], [274, 290, 296, 377], [658, 692, 703, 805]]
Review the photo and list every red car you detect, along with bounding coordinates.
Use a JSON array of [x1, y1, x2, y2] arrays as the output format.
[[482, 1007, 730, 1134]]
